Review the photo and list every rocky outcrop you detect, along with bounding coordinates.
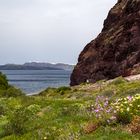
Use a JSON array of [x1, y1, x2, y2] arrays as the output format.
[[70, 0, 140, 86]]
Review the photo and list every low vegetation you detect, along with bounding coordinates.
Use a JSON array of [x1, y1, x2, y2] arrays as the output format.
[[0, 73, 140, 139]]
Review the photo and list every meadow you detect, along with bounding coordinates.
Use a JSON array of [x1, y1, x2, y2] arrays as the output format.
[[0, 72, 140, 140]]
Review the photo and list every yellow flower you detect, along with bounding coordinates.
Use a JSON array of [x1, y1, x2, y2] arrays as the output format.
[[124, 98, 127, 101], [135, 96, 140, 100], [132, 98, 136, 101], [44, 137, 47, 140], [120, 109, 123, 113], [116, 106, 119, 109], [126, 107, 130, 112]]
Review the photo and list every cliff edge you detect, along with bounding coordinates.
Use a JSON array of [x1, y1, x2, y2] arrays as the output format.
[[71, 0, 140, 86]]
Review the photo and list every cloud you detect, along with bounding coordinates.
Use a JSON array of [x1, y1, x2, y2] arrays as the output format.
[[0, 0, 117, 64]]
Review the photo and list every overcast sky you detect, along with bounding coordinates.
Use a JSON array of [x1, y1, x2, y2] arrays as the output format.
[[0, 0, 117, 65]]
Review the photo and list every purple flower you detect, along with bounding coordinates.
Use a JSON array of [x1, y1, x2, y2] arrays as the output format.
[[104, 101, 109, 106], [94, 109, 99, 113], [127, 96, 132, 101]]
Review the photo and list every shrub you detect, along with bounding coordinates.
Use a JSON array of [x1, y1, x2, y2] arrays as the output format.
[[88, 96, 117, 125], [0, 87, 24, 98], [0, 105, 5, 116], [39, 87, 56, 96], [83, 121, 99, 134], [0, 72, 8, 90], [113, 94, 140, 124], [129, 116, 140, 134], [88, 94, 140, 126], [5, 104, 41, 135], [56, 86, 71, 95]]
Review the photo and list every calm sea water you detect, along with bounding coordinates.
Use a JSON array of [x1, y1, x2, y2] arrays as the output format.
[[0, 70, 72, 95]]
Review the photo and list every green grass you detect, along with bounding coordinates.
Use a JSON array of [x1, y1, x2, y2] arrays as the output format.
[[0, 77, 140, 139]]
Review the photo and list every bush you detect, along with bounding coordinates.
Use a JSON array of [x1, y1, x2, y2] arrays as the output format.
[[0, 87, 24, 98], [129, 116, 140, 134], [88, 96, 117, 125], [0, 72, 8, 90], [56, 86, 71, 95], [5, 104, 41, 135], [39, 87, 56, 96], [0, 105, 6, 116], [113, 94, 140, 124]]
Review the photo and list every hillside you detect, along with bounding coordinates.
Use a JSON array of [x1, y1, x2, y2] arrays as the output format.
[[0, 0, 140, 139], [0, 63, 74, 71], [24, 62, 74, 71], [71, 0, 140, 86], [0, 74, 140, 139]]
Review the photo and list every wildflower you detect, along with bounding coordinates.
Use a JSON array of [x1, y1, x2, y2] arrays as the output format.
[[107, 120, 110, 123], [120, 108, 123, 113], [123, 98, 127, 101], [127, 96, 132, 101], [118, 98, 122, 101], [98, 114, 101, 119], [132, 98, 136, 101], [135, 96, 140, 100], [94, 109, 99, 113], [116, 106, 119, 109], [114, 110, 117, 114], [100, 107, 103, 111], [104, 101, 109, 106], [127, 107, 130, 112], [44, 137, 47, 140], [106, 109, 111, 113], [110, 116, 116, 120], [117, 108, 119, 112]]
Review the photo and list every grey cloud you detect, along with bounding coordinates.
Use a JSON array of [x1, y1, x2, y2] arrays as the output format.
[[0, 0, 117, 64]]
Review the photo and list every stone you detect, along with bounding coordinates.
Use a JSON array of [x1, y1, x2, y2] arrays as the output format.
[[70, 0, 140, 86]]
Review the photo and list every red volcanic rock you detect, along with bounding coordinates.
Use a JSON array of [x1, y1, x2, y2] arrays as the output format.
[[71, 0, 140, 86]]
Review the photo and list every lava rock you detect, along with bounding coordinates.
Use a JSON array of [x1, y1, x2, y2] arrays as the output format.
[[71, 0, 140, 86]]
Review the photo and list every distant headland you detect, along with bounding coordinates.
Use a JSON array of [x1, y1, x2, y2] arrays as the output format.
[[0, 62, 74, 71]]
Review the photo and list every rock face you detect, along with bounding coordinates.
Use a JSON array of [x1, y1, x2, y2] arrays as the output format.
[[70, 0, 140, 86]]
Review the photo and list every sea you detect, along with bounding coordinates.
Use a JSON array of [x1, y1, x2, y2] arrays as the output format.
[[0, 70, 72, 95]]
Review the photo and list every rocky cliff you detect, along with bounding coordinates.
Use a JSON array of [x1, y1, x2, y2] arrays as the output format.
[[71, 0, 140, 86]]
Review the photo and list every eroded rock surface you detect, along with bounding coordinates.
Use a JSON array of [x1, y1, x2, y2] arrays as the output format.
[[71, 0, 140, 86]]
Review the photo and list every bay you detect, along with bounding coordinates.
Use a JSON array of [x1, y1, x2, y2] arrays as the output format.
[[0, 70, 72, 95]]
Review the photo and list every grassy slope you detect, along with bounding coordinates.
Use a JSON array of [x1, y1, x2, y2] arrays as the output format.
[[0, 77, 140, 140]]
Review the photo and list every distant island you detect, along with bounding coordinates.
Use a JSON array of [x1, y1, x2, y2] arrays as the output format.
[[0, 62, 74, 71]]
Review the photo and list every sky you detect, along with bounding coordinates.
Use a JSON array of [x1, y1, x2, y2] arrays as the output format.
[[0, 0, 117, 65]]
